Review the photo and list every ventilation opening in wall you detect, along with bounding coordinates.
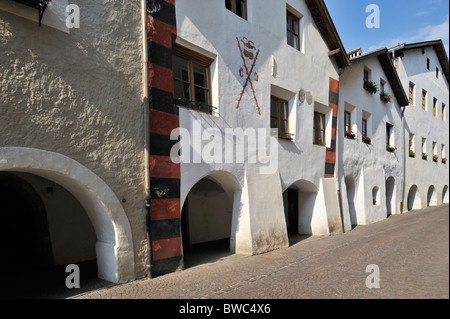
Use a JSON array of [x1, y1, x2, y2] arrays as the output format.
[[372, 186, 380, 206]]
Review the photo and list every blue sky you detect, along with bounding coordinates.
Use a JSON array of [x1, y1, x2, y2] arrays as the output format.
[[324, 0, 449, 56]]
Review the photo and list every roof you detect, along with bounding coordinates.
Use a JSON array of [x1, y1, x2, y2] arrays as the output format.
[[347, 48, 362, 55], [390, 40, 449, 84], [304, 0, 349, 69], [350, 48, 409, 107]]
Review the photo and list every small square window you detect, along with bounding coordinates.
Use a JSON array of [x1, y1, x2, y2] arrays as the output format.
[[225, 0, 247, 20], [313, 112, 326, 146], [422, 89, 427, 111], [286, 10, 301, 51], [172, 45, 214, 114], [409, 82, 415, 105], [271, 96, 291, 139]]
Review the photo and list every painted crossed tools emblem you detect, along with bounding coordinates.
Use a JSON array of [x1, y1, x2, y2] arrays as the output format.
[[236, 37, 261, 115]]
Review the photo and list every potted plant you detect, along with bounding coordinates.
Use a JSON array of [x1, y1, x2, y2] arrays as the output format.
[[362, 135, 372, 144], [442, 157, 448, 164], [345, 130, 356, 139], [433, 155, 438, 162], [373, 199, 377, 205], [364, 81, 378, 94], [409, 150, 415, 158], [380, 91, 392, 103], [386, 145, 397, 152], [422, 153, 428, 160]]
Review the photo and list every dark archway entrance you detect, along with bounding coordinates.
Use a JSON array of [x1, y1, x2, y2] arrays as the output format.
[[181, 176, 235, 269], [0, 172, 108, 298]]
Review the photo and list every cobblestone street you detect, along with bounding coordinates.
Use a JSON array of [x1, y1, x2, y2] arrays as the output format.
[[75, 205, 449, 300]]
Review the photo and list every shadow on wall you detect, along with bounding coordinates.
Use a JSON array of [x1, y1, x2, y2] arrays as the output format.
[[345, 176, 357, 226], [407, 184, 421, 211]]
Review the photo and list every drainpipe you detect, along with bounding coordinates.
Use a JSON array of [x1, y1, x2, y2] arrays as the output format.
[[401, 106, 406, 213], [141, 0, 152, 278], [391, 46, 407, 214]]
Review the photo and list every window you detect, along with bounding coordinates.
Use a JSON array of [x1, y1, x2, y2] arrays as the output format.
[[362, 119, 368, 138], [313, 112, 326, 146], [433, 98, 437, 117], [172, 45, 213, 113], [422, 138, 427, 159], [427, 58, 430, 70], [433, 142, 437, 162], [364, 68, 369, 84], [344, 111, 352, 133], [409, 82, 415, 105], [422, 89, 427, 111], [380, 79, 386, 93], [271, 96, 290, 139], [286, 10, 300, 51], [386, 123, 394, 147], [436, 67, 439, 79], [409, 133, 415, 157], [443, 103, 446, 121], [225, 0, 247, 20]]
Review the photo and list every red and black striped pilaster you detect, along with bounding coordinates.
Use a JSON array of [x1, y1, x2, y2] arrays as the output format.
[[147, 0, 182, 277], [325, 77, 339, 178]]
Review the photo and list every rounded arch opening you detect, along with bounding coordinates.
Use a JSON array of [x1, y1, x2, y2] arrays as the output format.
[[427, 185, 437, 207], [443, 185, 449, 204], [372, 186, 380, 206], [282, 180, 319, 238], [0, 147, 135, 285], [345, 175, 357, 226], [181, 171, 241, 269], [407, 184, 421, 211]]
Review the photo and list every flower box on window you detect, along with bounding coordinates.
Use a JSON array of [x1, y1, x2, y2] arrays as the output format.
[[345, 130, 356, 139], [422, 153, 428, 160], [380, 91, 392, 103], [386, 145, 397, 152], [443, 157, 448, 164], [409, 150, 415, 158], [362, 136, 372, 144], [364, 81, 378, 94], [433, 155, 438, 162]]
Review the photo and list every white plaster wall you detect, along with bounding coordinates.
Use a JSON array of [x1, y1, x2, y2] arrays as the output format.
[[0, 1, 146, 279], [176, 0, 340, 254], [394, 47, 449, 210], [339, 54, 404, 227]]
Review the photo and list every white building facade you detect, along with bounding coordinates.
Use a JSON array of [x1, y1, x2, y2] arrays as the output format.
[[146, 0, 350, 276], [338, 48, 409, 229], [390, 41, 450, 210]]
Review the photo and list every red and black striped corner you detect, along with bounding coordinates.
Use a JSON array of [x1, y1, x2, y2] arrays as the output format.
[[147, 0, 183, 277]]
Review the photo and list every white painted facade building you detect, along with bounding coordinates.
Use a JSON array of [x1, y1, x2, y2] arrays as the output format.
[[390, 41, 449, 210], [1, 0, 448, 288], [337, 48, 409, 229], [172, 0, 348, 265]]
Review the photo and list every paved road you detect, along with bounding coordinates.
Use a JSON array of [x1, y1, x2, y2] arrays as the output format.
[[75, 205, 449, 299]]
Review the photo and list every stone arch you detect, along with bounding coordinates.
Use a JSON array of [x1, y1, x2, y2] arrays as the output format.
[[0, 147, 135, 283], [407, 184, 421, 211], [427, 185, 437, 206], [372, 186, 380, 206], [443, 185, 449, 204], [181, 170, 242, 266], [283, 180, 319, 236], [385, 176, 396, 216], [345, 175, 357, 226]]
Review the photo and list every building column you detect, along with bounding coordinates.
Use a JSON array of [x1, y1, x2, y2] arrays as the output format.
[[147, 0, 182, 277]]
